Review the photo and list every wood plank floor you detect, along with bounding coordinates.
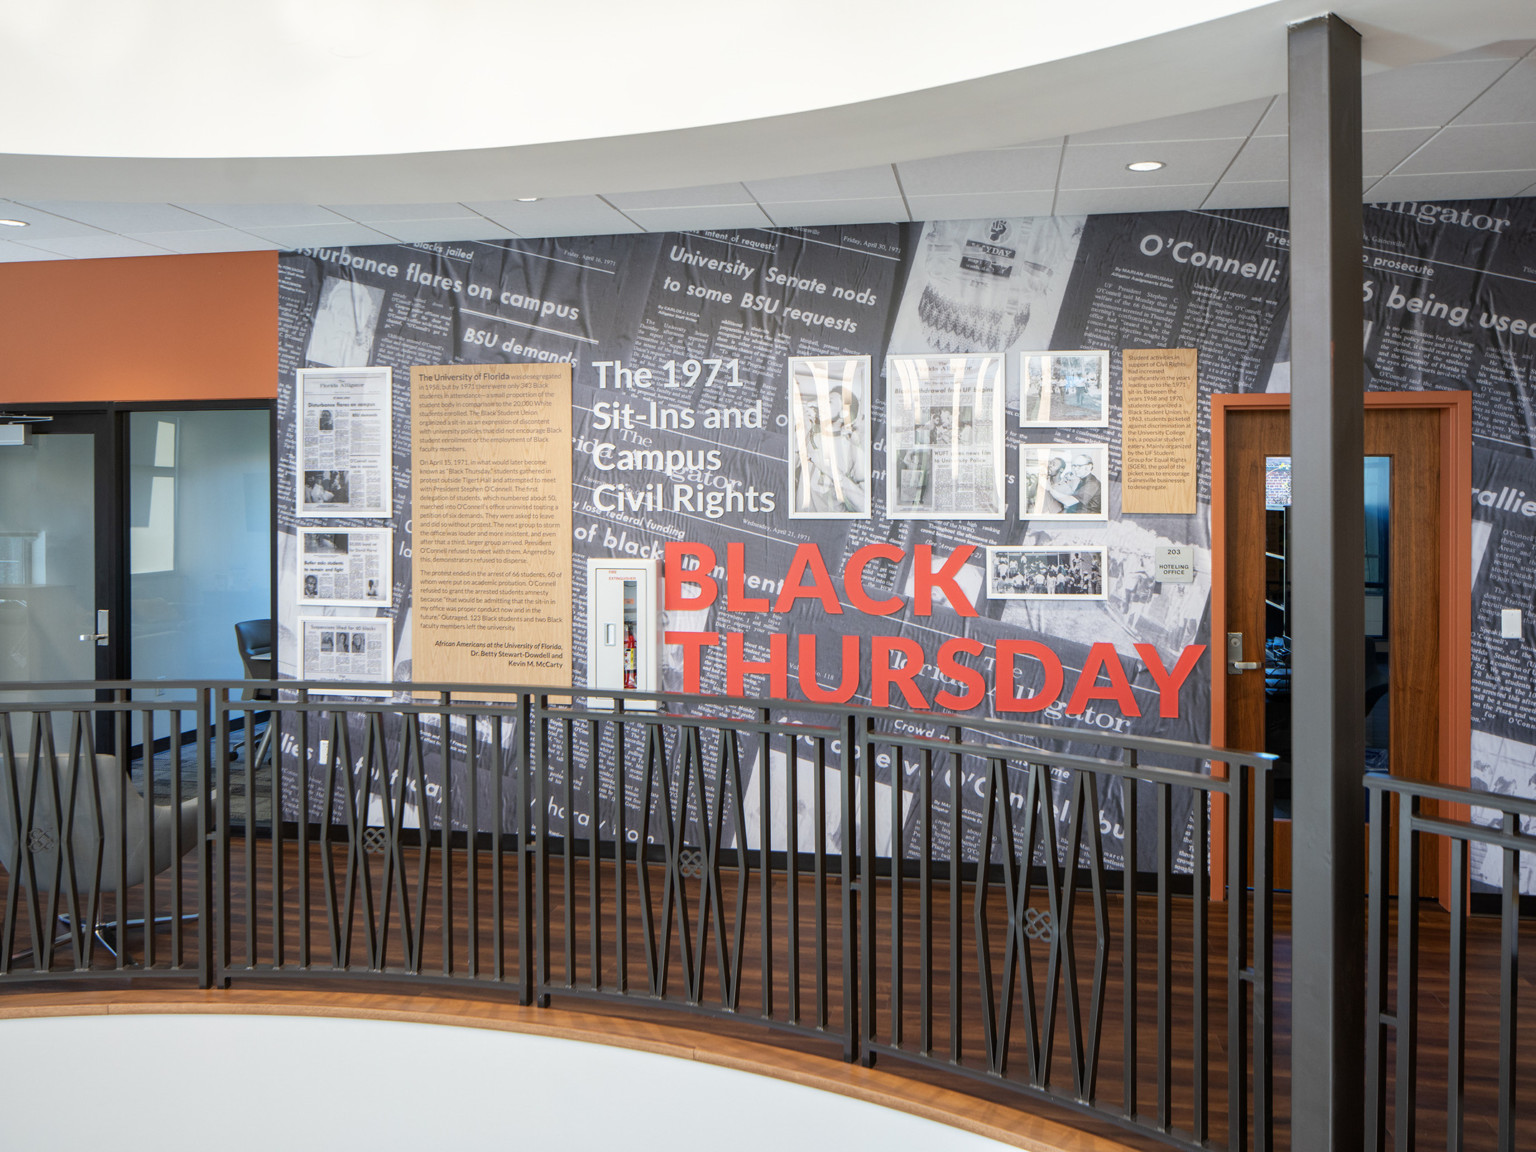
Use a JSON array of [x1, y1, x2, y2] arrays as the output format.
[[1, 835, 1530, 1152]]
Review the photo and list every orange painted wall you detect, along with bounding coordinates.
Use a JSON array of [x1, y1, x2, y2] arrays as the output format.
[[0, 251, 276, 403]]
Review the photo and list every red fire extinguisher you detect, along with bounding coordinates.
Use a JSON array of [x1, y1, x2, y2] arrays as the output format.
[[623, 622, 637, 689]]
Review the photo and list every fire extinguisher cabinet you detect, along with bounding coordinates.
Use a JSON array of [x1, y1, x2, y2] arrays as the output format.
[[584, 557, 660, 708]]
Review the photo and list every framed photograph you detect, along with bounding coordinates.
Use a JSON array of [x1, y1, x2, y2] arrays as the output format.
[[986, 546, 1107, 600], [1019, 350, 1109, 427], [1018, 443, 1109, 521], [296, 366, 393, 519], [787, 356, 871, 519], [885, 354, 1006, 519], [299, 527, 393, 608]]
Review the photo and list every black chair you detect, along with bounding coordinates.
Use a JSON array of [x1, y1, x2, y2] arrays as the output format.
[[232, 619, 274, 766], [234, 618, 272, 686]]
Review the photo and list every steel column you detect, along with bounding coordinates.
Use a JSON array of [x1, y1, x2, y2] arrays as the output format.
[[1286, 15, 1366, 1152]]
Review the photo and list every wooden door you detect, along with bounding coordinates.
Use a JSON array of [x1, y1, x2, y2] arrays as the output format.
[[1219, 401, 1449, 892]]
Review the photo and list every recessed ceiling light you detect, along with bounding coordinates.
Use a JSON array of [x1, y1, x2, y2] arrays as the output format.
[[1126, 161, 1165, 172], [516, 197, 540, 202], [0, 218, 28, 227]]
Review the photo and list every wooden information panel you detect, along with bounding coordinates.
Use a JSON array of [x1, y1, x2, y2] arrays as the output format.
[[1120, 348, 1198, 514], [411, 364, 572, 687]]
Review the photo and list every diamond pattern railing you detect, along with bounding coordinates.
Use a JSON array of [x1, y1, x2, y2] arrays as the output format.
[[0, 680, 1278, 1152]]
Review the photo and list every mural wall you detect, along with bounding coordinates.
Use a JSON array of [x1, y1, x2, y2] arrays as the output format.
[[274, 198, 1536, 890]]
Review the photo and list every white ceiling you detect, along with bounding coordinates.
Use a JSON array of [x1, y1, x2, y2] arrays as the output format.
[[0, 0, 1282, 159], [0, 13, 1532, 263]]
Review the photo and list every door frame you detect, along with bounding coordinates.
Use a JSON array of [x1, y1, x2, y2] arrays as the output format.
[[0, 399, 278, 687], [0, 407, 123, 682], [1209, 390, 1473, 905]]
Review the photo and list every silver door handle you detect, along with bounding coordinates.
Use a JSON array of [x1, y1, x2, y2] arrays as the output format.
[[1226, 631, 1259, 674], [79, 609, 109, 647]]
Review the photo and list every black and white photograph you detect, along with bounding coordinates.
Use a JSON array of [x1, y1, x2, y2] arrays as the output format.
[[1020, 350, 1110, 427], [886, 353, 1005, 519], [887, 216, 1084, 356], [302, 470, 349, 507], [987, 546, 1106, 600], [1018, 444, 1109, 520], [787, 356, 871, 519], [305, 276, 384, 368], [304, 531, 349, 554]]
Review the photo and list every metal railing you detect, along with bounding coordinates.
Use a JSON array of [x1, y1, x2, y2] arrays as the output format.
[[1365, 775, 1536, 1152], [0, 679, 1278, 1151]]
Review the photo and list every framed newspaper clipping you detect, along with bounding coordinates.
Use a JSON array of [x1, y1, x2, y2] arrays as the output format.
[[787, 356, 871, 519], [299, 527, 393, 608], [296, 366, 393, 518], [299, 616, 394, 696], [886, 353, 1006, 519]]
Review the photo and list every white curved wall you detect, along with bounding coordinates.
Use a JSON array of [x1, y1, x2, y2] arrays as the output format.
[[0, 1014, 1017, 1151]]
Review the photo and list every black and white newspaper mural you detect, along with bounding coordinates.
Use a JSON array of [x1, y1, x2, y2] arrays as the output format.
[[274, 198, 1536, 892]]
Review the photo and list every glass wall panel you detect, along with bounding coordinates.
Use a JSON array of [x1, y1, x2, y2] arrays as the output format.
[[129, 410, 270, 691]]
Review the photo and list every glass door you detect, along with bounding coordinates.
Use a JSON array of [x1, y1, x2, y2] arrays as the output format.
[[0, 411, 118, 731]]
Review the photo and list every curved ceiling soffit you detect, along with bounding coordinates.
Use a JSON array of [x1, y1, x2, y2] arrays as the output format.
[[0, 0, 1525, 205]]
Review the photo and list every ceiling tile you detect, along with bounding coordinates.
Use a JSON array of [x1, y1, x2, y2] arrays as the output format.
[[1394, 122, 1536, 173], [1254, 56, 1520, 136], [243, 222, 402, 248], [744, 166, 900, 203], [370, 218, 517, 243], [1202, 180, 1289, 210], [0, 202, 110, 239], [1069, 97, 1272, 145], [12, 201, 217, 232], [622, 204, 773, 232], [759, 197, 907, 228], [1216, 124, 1442, 196], [897, 147, 1060, 197], [1059, 137, 1242, 189], [604, 183, 754, 210], [1252, 98, 1286, 137], [0, 240, 64, 263], [902, 189, 1054, 221], [123, 229, 282, 254], [463, 196, 641, 236], [1366, 169, 1536, 200], [1222, 136, 1286, 183], [1363, 128, 1438, 176], [17, 234, 175, 259], [1054, 184, 1212, 215], [322, 202, 486, 223], [1362, 60, 1514, 130], [1431, 40, 1536, 63], [986, 137, 1066, 155], [172, 203, 352, 228], [1452, 58, 1536, 125]]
